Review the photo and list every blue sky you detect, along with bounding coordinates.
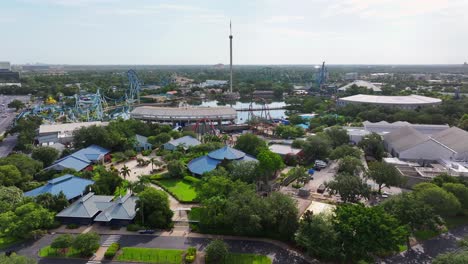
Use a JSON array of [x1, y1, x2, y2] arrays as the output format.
[[2, 0, 467, 65]]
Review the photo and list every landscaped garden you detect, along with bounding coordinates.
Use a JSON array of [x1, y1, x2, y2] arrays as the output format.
[[39, 246, 81, 258], [117, 247, 184, 264], [225, 253, 272, 264], [153, 177, 199, 203]]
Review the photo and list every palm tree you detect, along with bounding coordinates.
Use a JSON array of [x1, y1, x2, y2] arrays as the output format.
[[150, 157, 156, 171], [120, 165, 131, 180]]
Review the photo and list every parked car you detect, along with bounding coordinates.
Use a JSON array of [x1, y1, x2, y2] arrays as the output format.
[[314, 160, 327, 170], [317, 184, 326, 194], [138, 229, 155, 234]]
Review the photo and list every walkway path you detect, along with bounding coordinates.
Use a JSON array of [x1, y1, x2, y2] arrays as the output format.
[[381, 225, 468, 263]]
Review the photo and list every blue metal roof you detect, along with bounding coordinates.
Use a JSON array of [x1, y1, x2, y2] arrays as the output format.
[[49, 145, 109, 171], [24, 174, 95, 200], [208, 146, 245, 160], [187, 146, 258, 175], [187, 155, 221, 175]]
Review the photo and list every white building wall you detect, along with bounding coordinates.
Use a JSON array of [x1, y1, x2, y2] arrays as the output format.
[[399, 140, 455, 161]]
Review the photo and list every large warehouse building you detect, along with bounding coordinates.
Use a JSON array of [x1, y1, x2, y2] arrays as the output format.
[[384, 126, 468, 162], [131, 106, 237, 125], [337, 94, 442, 109]]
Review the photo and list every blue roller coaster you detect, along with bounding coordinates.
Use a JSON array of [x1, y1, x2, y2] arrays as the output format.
[[316, 61, 327, 89], [18, 69, 142, 122]]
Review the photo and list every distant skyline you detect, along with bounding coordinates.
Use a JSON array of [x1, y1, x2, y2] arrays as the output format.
[[2, 0, 467, 65]]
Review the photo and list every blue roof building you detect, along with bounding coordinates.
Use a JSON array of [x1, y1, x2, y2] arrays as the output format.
[[46, 145, 110, 171], [24, 174, 94, 200], [187, 146, 257, 175], [134, 134, 152, 152], [164, 136, 201, 151]]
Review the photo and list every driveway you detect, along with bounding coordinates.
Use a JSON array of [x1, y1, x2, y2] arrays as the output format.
[[381, 225, 468, 263], [0, 134, 17, 157]]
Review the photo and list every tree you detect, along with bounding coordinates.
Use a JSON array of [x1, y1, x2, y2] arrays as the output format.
[[0, 165, 26, 189], [286, 166, 310, 185], [323, 126, 349, 148], [0, 253, 37, 264], [135, 188, 173, 229], [263, 192, 299, 241], [196, 176, 251, 202], [148, 133, 171, 146], [0, 154, 43, 179], [301, 135, 331, 163], [0, 186, 23, 214], [274, 125, 305, 139], [366, 162, 405, 193], [256, 149, 284, 180], [120, 165, 131, 180], [228, 161, 259, 183], [382, 193, 441, 249], [442, 183, 468, 209], [358, 133, 385, 160], [234, 133, 267, 156], [433, 250, 468, 264], [0, 202, 54, 239], [413, 183, 462, 216], [167, 160, 185, 178], [90, 167, 123, 195], [51, 234, 73, 254], [72, 232, 100, 257], [333, 204, 408, 262], [205, 239, 229, 264], [326, 173, 370, 203], [35, 192, 69, 213], [337, 156, 363, 175], [31, 147, 59, 167], [295, 211, 340, 260], [8, 99, 25, 111], [329, 145, 361, 160]]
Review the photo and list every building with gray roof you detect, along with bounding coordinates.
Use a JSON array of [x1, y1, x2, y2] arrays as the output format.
[[56, 192, 138, 226], [337, 94, 442, 109], [338, 80, 382, 92], [131, 106, 237, 125], [164, 135, 201, 151], [383, 126, 468, 162]]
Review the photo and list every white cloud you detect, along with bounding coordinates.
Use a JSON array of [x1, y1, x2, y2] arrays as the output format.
[[265, 15, 305, 23], [322, 0, 468, 19]]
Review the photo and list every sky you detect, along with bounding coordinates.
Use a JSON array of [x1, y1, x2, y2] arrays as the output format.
[[1, 0, 468, 65]]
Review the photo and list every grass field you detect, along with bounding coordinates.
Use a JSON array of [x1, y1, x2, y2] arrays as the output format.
[[39, 246, 82, 258], [225, 253, 272, 264], [117, 247, 184, 264], [156, 178, 198, 202]]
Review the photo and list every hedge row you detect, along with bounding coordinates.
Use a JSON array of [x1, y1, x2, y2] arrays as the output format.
[[104, 242, 120, 259]]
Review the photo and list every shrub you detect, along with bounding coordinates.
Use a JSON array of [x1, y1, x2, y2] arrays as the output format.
[[104, 242, 120, 259], [142, 149, 152, 156], [205, 239, 228, 264], [124, 150, 137, 158], [183, 176, 200, 184], [112, 152, 126, 162], [126, 224, 144, 232], [66, 224, 79, 229], [185, 246, 197, 263]]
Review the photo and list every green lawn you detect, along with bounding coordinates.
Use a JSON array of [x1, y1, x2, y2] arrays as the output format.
[[225, 253, 272, 264], [39, 246, 82, 258], [156, 178, 198, 202], [117, 247, 184, 264], [0, 236, 21, 249]]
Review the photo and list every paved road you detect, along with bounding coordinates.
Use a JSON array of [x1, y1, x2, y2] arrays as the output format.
[[381, 225, 468, 263], [0, 134, 17, 157], [6, 233, 312, 264]]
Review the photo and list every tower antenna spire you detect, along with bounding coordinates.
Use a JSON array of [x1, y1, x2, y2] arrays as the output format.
[[229, 20, 233, 93]]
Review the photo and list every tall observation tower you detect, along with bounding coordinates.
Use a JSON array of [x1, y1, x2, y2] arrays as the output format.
[[229, 21, 233, 93]]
